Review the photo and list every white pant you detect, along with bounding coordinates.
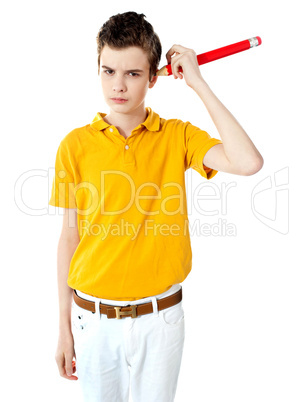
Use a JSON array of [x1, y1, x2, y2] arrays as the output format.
[[71, 284, 185, 402]]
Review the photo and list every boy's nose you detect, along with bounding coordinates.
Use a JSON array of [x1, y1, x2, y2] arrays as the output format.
[[113, 77, 127, 93]]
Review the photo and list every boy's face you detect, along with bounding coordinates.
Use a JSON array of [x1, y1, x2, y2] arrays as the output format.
[[100, 45, 157, 116]]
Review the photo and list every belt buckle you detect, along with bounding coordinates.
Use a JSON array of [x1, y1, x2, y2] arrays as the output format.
[[114, 305, 137, 319]]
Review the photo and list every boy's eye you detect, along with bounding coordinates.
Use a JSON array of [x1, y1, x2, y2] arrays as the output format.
[[102, 70, 140, 77]]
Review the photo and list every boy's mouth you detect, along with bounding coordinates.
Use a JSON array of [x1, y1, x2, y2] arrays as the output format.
[[111, 97, 128, 103]]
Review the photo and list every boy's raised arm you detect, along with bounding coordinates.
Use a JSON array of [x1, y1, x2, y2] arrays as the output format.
[[166, 44, 264, 176]]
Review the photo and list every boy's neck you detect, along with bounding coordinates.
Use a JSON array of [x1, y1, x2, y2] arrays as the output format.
[[103, 106, 148, 138]]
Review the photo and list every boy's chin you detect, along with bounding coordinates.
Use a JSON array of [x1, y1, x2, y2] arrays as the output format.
[[108, 105, 130, 114], [107, 103, 143, 115]]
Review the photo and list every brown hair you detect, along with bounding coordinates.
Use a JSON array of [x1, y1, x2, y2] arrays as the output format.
[[96, 11, 162, 81]]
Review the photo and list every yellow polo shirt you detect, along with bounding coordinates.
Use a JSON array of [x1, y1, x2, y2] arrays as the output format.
[[49, 107, 222, 300]]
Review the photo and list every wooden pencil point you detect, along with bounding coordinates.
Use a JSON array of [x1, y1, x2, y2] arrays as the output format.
[[156, 65, 169, 76]]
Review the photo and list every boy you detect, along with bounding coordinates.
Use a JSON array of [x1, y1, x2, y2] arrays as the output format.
[[49, 11, 263, 402]]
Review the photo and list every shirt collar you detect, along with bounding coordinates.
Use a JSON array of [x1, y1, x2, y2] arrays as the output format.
[[90, 107, 160, 132]]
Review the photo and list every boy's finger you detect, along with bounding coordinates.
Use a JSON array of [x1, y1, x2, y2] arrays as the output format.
[[65, 359, 78, 380], [65, 353, 74, 376], [170, 54, 183, 79], [166, 44, 181, 63], [61, 372, 79, 381], [166, 44, 189, 63]]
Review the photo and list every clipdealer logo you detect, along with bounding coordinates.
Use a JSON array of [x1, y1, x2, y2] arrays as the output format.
[[15, 167, 290, 237], [251, 167, 289, 234]]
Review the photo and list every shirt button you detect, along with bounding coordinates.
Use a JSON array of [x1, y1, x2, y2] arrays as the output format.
[[125, 145, 129, 150], [109, 128, 113, 132]]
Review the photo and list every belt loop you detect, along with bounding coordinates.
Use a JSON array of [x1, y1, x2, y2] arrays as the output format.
[[94, 299, 101, 320], [151, 296, 159, 317]]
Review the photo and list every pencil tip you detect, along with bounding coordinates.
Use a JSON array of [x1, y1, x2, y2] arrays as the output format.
[[156, 65, 169, 76]]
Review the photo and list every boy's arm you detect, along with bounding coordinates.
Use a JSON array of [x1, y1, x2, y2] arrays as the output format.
[[166, 44, 264, 176], [55, 208, 79, 380]]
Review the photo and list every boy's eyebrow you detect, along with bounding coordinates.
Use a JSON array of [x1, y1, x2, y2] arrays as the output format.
[[101, 65, 144, 73]]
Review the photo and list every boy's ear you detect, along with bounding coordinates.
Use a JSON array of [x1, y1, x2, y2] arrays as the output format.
[[149, 75, 158, 88]]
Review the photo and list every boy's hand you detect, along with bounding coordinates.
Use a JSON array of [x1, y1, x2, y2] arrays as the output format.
[[55, 330, 78, 381], [166, 44, 205, 89]]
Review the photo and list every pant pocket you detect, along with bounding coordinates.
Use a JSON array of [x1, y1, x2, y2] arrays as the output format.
[[159, 301, 184, 326], [71, 300, 95, 333]]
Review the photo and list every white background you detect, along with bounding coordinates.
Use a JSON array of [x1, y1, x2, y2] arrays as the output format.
[[1, 0, 302, 401]]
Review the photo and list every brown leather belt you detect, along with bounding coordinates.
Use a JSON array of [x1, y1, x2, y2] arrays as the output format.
[[73, 287, 182, 319]]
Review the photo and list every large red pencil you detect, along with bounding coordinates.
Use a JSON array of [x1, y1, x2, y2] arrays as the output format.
[[156, 36, 262, 76]]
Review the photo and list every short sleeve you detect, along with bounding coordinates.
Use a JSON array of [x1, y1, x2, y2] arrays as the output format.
[[49, 140, 77, 208], [184, 122, 222, 180]]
